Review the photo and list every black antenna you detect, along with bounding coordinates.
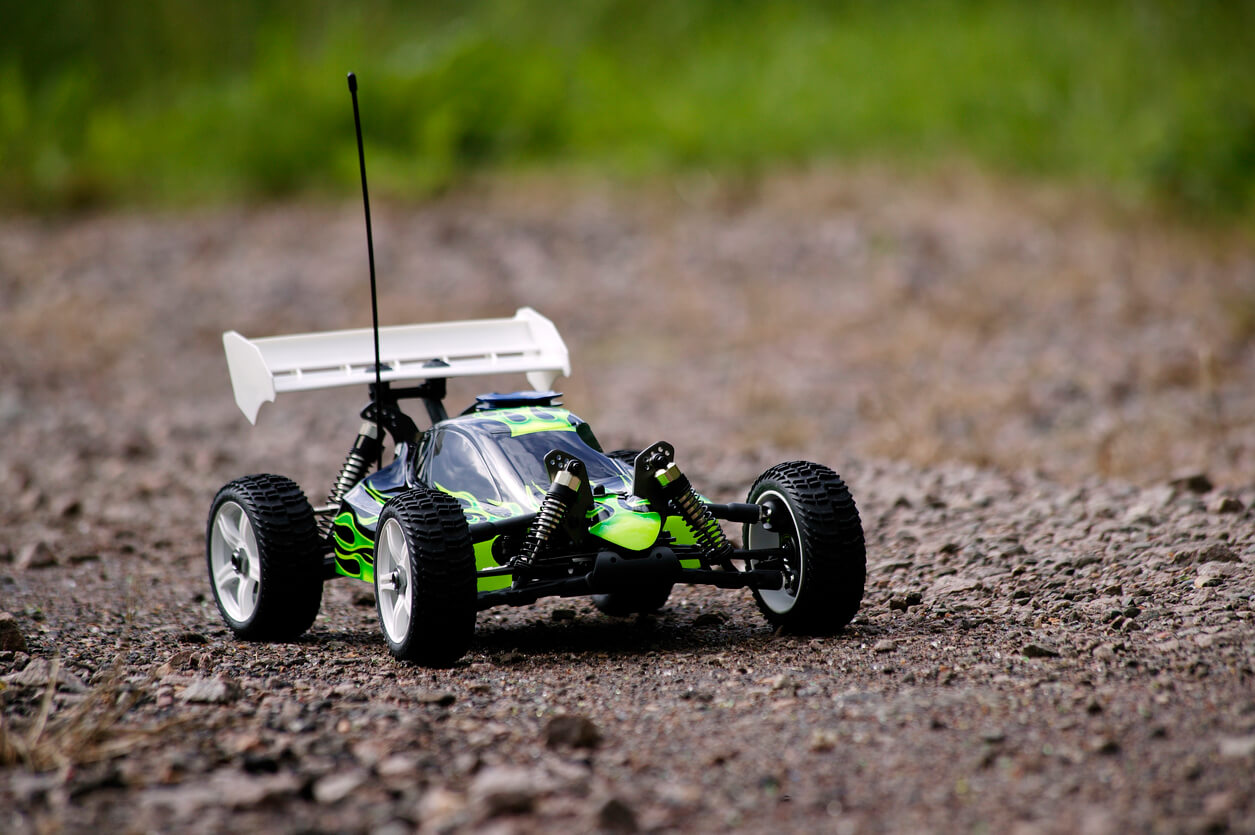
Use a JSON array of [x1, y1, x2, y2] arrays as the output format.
[[348, 71, 384, 470]]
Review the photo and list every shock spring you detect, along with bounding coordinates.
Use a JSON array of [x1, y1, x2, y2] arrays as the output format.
[[326, 421, 383, 508], [656, 463, 734, 566], [514, 467, 581, 568]]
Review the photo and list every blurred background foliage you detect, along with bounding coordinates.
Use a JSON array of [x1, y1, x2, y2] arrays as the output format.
[[2, 0, 1253, 218]]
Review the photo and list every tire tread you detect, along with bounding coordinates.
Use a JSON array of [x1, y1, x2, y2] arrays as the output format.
[[747, 461, 865, 632], [207, 474, 324, 641], [378, 489, 476, 667]]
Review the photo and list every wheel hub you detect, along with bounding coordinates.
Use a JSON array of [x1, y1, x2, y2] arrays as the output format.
[[230, 548, 246, 576]]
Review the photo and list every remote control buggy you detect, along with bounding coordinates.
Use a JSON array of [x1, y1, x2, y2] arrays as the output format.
[[206, 308, 866, 666]]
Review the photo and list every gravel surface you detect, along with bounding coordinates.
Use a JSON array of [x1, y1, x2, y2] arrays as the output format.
[[2, 172, 1253, 833]]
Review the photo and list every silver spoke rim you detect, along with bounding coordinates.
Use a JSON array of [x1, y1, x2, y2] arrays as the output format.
[[375, 518, 413, 644], [748, 490, 801, 614], [209, 501, 262, 623]]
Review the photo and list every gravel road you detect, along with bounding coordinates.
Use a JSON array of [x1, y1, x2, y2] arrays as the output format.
[[2, 172, 1253, 833]]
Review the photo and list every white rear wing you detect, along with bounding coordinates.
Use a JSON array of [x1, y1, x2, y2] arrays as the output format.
[[223, 307, 570, 423]]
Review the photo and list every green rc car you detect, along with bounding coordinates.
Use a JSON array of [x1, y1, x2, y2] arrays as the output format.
[[206, 308, 866, 666]]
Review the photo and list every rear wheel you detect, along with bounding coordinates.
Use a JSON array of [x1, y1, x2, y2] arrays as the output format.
[[744, 461, 865, 632], [374, 488, 476, 667], [207, 475, 324, 640]]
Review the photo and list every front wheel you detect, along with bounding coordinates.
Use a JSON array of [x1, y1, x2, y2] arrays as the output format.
[[374, 488, 477, 667], [744, 461, 865, 632], [207, 474, 324, 640]]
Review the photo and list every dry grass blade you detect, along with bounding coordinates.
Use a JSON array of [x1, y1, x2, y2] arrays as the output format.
[[1, 644, 186, 774]]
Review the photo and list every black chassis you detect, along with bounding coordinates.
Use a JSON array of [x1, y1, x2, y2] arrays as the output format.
[[319, 379, 792, 611]]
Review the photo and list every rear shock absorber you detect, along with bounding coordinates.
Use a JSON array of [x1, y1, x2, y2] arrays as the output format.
[[326, 421, 383, 510], [514, 465, 582, 568], [655, 462, 735, 569]]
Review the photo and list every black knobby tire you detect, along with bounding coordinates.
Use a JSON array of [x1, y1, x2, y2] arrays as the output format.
[[592, 584, 673, 617], [744, 461, 865, 632], [374, 488, 476, 667], [206, 474, 325, 641]]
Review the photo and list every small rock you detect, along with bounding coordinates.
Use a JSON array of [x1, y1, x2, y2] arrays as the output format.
[[352, 590, 375, 608], [888, 597, 909, 612], [1171, 472, 1213, 494], [142, 768, 299, 815], [313, 770, 367, 804], [16, 541, 58, 570], [179, 676, 241, 704], [809, 729, 839, 752], [905, 591, 924, 606], [178, 631, 210, 645], [418, 786, 467, 830], [376, 754, 419, 778], [763, 673, 798, 692], [1204, 791, 1235, 819], [551, 608, 577, 621], [4, 657, 54, 688], [597, 796, 639, 833], [415, 689, 457, 707], [1198, 543, 1240, 563], [544, 714, 602, 749], [1194, 562, 1236, 589], [1022, 643, 1061, 659], [0, 612, 27, 652], [1210, 496, 1244, 514], [53, 497, 82, 519], [932, 575, 983, 597], [1171, 550, 1197, 565], [872, 639, 898, 654], [1, 657, 84, 691], [693, 612, 728, 627], [469, 766, 541, 818], [371, 821, 413, 835], [1218, 735, 1255, 759], [156, 649, 204, 677]]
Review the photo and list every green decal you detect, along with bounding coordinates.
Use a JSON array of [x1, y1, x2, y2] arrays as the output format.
[[334, 553, 362, 579], [591, 507, 662, 551], [475, 539, 512, 591], [332, 511, 376, 554], [363, 482, 393, 505], [437, 483, 531, 524], [663, 514, 700, 546], [482, 407, 577, 437], [332, 510, 378, 583]]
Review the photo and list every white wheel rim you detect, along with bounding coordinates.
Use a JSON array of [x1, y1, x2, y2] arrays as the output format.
[[747, 489, 802, 614], [209, 501, 262, 623], [375, 518, 413, 645]]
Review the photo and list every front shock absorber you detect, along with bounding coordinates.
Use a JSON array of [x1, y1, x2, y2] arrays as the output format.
[[656, 462, 735, 568], [514, 465, 582, 568], [326, 421, 383, 509]]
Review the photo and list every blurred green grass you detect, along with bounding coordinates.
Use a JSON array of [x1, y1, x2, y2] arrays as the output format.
[[2, 0, 1254, 218]]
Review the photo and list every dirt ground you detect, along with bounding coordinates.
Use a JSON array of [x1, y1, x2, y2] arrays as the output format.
[[2, 169, 1253, 833]]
